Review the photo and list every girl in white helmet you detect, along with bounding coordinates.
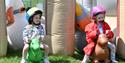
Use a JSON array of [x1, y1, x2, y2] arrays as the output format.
[[20, 7, 49, 63]]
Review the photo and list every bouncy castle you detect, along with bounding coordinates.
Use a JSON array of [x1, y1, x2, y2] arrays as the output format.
[[0, 0, 125, 60]]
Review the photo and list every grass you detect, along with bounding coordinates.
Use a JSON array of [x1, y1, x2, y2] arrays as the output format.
[[0, 49, 125, 63], [0, 50, 21, 63], [0, 50, 82, 63], [49, 55, 81, 63], [23, 0, 45, 8]]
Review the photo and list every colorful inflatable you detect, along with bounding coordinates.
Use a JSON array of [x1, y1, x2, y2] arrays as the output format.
[[75, 2, 91, 32], [75, 2, 91, 54], [6, 0, 27, 50]]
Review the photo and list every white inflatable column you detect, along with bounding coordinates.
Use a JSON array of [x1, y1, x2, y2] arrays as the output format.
[[116, 0, 125, 59], [6, 0, 27, 50], [0, 0, 8, 57], [46, 0, 75, 55]]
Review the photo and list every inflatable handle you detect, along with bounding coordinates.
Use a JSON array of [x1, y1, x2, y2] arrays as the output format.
[[6, 7, 25, 26], [13, 7, 25, 14]]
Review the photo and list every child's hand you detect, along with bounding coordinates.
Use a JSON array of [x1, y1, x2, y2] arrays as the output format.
[[106, 30, 110, 34], [39, 36, 45, 42], [31, 31, 37, 39], [40, 44, 44, 49], [105, 30, 114, 39], [26, 25, 32, 29]]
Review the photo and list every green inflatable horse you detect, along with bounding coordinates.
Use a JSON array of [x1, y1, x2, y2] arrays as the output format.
[[26, 38, 45, 63]]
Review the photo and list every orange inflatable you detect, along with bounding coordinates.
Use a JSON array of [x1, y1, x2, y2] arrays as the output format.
[[6, 7, 14, 26]]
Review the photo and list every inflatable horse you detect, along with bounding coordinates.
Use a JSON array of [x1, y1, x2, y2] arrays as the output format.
[[92, 34, 110, 63]]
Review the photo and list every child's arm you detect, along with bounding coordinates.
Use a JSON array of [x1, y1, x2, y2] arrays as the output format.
[[39, 35, 45, 43], [106, 30, 114, 41], [30, 31, 37, 40], [39, 25, 46, 43], [104, 22, 114, 41], [23, 27, 30, 43], [85, 24, 99, 40], [23, 25, 37, 42]]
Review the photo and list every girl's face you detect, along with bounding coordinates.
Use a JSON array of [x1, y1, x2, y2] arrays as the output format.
[[96, 13, 105, 22], [33, 14, 41, 25]]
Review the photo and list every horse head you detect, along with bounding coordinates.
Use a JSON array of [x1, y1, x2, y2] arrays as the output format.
[[92, 33, 110, 63], [97, 33, 108, 47]]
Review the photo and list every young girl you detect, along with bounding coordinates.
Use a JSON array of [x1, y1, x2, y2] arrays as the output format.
[[20, 7, 49, 63], [81, 6, 117, 63]]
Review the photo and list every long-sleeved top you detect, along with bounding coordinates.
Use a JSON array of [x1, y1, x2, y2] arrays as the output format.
[[23, 25, 45, 43]]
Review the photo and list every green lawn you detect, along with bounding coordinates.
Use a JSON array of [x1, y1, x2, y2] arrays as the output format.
[[0, 50, 125, 63], [0, 50, 81, 63]]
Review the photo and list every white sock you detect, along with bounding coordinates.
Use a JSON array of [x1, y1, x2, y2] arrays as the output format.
[[82, 54, 89, 63]]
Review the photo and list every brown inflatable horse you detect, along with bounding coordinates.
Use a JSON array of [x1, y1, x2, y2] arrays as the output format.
[[92, 34, 110, 63]]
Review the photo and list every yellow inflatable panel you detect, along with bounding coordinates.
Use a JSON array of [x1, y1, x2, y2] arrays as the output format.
[[75, 2, 91, 31], [76, 3, 82, 16]]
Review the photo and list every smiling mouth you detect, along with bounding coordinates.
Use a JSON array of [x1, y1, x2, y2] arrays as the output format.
[[36, 21, 40, 23]]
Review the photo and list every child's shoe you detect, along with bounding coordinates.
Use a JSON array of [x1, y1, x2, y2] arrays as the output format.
[[20, 58, 26, 63], [44, 56, 50, 63], [112, 60, 118, 63]]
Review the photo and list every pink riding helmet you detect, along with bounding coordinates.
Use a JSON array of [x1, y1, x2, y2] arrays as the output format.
[[90, 6, 106, 19]]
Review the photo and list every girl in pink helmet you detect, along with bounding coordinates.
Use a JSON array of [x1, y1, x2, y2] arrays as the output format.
[[81, 6, 117, 63]]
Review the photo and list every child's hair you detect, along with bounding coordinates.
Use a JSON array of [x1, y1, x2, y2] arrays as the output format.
[[26, 7, 43, 24], [26, 7, 31, 12], [28, 10, 42, 24]]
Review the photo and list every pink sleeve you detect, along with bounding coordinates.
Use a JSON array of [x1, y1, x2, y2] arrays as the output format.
[[85, 24, 98, 39]]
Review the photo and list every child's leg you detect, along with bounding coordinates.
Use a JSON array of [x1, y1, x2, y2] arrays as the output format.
[[108, 42, 118, 63], [81, 54, 90, 63], [22, 43, 29, 58], [21, 43, 29, 63], [40, 44, 50, 63], [82, 42, 95, 63], [40, 44, 49, 55]]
